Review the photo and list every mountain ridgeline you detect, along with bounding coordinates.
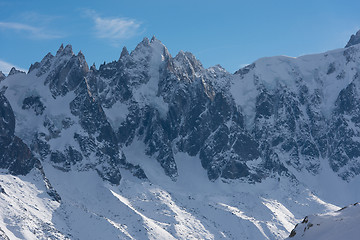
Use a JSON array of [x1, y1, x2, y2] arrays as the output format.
[[2, 33, 360, 186]]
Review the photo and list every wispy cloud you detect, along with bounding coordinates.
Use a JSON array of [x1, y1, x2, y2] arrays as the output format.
[[94, 17, 141, 40], [0, 21, 63, 39], [20, 11, 62, 23], [0, 59, 26, 75], [84, 9, 142, 46]]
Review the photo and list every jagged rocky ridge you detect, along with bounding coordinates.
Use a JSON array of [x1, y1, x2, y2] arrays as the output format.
[[2, 35, 360, 185]]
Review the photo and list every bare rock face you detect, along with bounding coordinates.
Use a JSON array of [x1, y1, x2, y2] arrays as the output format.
[[0, 71, 5, 82], [0, 93, 37, 175]]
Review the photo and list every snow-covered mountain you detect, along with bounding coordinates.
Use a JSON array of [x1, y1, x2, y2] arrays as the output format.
[[0, 32, 360, 239]]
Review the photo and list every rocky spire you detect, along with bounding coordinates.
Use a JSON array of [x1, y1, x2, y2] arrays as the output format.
[[77, 50, 86, 62], [63, 44, 74, 55], [345, 30, 360, 48], [8, 67, 25, 76], [55, 44, 74, 57], [150, 35, 157, 43], [28, 62, 41, 73], [120, 46, 129, 59], [56, 44, 64, 55], [141, 37, 150, 45], [0, 71, 5, 81], [90, 63, 96, 71]]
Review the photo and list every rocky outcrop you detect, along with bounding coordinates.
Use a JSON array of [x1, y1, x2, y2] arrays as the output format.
[[345, 30, 360, 48], [0, 71, 5, 82], [288, 203, 360, 240], [0, 93, 37, 175]]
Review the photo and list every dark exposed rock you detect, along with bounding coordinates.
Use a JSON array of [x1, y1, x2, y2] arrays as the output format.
[[45, 47, 89, 97], [0, 93, 36, 175], [0, 71, 5, 82], [8, 67, 25, 76], [0, 227, 10, 240], [345, 30, 360, 48], [22, 96, 46, 115], [0, 93, 61, 201], [327, 75, 360, 180]]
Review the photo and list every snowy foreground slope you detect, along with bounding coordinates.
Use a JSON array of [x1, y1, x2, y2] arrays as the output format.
[[1, 32, 360, 239], [1, 157, 356, 240], [287, 203, 360, 240]]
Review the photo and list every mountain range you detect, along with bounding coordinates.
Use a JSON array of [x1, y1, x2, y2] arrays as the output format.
[[0, 31, 360, 239]]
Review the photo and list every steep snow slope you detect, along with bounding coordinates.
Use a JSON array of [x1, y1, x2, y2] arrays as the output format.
[[0, 169, 65, 240], [0, 151, 348, 240], [287, 203, 360, 240]]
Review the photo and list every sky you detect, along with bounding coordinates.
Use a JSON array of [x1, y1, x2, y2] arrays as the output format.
[[1, 0, 360, 74]]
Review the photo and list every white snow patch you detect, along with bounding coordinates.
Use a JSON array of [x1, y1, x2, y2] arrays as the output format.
[[132, 40, 169, 118], [103, 101, 129, 130]]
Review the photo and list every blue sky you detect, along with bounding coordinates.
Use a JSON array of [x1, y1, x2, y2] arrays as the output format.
[[1, 0, 360, 74]]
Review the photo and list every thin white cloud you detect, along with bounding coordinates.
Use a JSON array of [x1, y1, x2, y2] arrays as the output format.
[[84, 9, 142, 46], [0, 21, 63, 39], [0, 59, 26, 75], [20, 11, 62, 24], [94, 16, 141, 40]]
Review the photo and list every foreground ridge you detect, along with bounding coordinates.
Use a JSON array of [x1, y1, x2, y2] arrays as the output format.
[[288, 203, 360, 240]]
